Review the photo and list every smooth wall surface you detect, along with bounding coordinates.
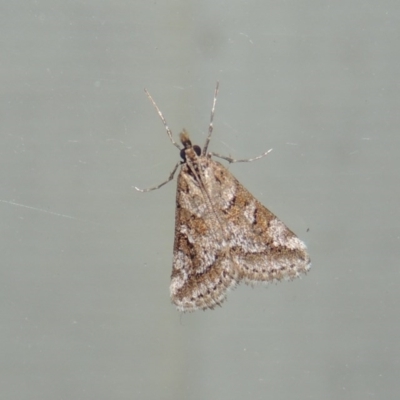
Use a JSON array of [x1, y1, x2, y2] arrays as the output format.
[[1, 2, 399, 399]]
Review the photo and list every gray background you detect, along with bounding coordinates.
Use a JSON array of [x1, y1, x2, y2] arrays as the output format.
[[1, 1, 399, 399]]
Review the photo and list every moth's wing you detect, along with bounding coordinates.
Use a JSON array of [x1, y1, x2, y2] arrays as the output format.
[[170, 162, 238, 312], [208, 160, 311, 284], [170, 158, 311, 312]]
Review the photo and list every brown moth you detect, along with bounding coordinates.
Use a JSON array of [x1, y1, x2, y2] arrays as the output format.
[[136, 83, 311, 312]]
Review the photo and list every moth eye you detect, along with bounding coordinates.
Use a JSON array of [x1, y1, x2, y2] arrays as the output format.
[[180, 149, 187, 161], [193, 145, 201, 156]]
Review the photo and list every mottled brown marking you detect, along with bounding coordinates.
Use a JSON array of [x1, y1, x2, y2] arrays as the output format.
[[170, 134, 311, 312]]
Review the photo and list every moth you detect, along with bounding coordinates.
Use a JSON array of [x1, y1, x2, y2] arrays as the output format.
[[136, 83, 311, 312]]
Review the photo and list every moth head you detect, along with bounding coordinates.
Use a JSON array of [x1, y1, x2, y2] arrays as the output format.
[[179, 129, 201, 161]]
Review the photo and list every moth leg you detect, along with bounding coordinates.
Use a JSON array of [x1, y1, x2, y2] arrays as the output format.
[[134, 162, 180, 192], [210, 148, 272, 164]]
